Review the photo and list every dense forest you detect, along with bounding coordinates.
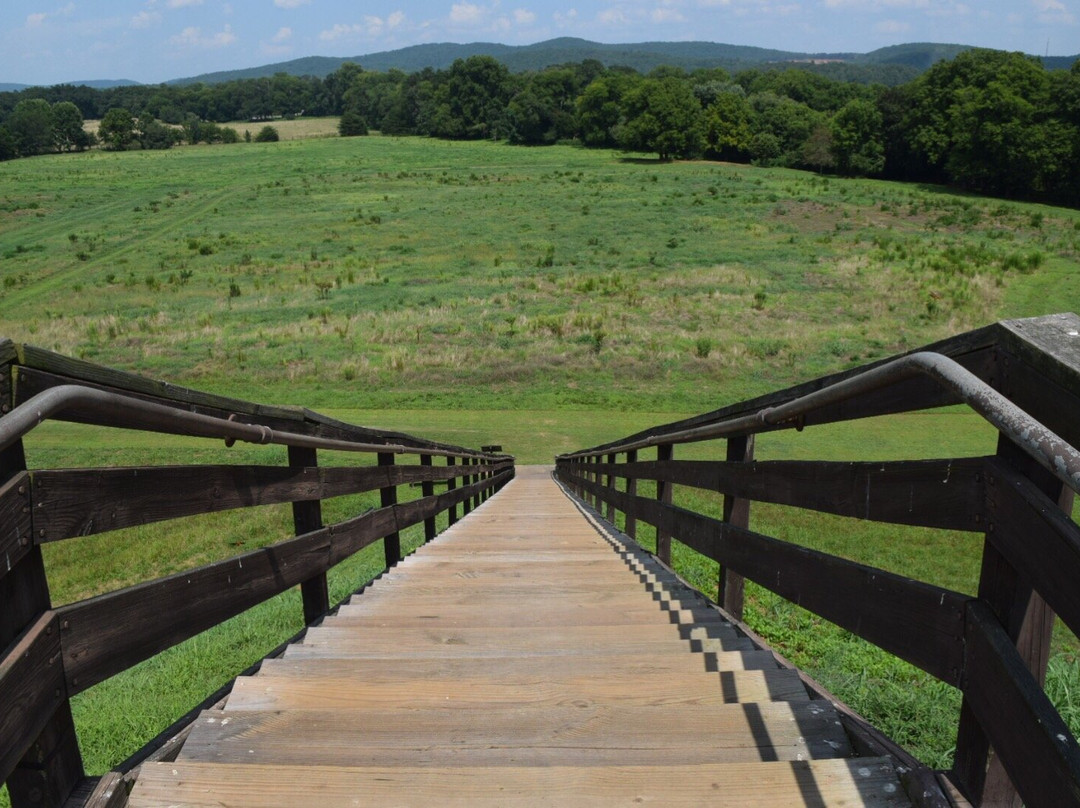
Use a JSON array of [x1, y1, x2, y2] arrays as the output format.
[[1, 48, 1078, 206]]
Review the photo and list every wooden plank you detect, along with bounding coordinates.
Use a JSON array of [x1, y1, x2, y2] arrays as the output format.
[[420, 455, 435, 542], [31, 463, 504, 543], [589, 457, 985, 531], [719, 435, 754, 619], [255, 653, 764, 680], [568, 471, 967, 686], [0, 470, 32, 574], [129, 758, 910, 807], [0, 612, 66, 784], [379, 452, 400, 568], [57, 527, 334, 694], [656, 444, 673, 563], [961, 601, 1080, 808], [984, 458, 1080, 642], [624, 448, 638, 539], [222, 668, 809, 710], [177, 701, 851, 766], [289, 446, 328, 626]]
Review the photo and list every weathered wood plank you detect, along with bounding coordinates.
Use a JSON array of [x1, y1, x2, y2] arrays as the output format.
[[984, 458, 1080, 642], [582, 457, 985, 531], [177, 701, 850, 766], [0, 470, 31, 575], [129, 758, 910, 807], [961, 601, 1080, 808], [0, 612, 67, 784], [223, 668, 809, 710], [567, 471, 967, 686], [31, 463, 504, 543]]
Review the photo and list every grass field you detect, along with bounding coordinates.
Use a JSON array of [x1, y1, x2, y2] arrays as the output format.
[[3, 135, 1080, 799]]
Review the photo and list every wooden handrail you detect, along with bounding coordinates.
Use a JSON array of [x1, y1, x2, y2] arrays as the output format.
[[0, 342, 515, 807], [555, 313, 1080, 808]]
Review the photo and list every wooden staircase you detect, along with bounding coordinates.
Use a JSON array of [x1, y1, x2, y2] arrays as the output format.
[[127, 466, 911, 806]]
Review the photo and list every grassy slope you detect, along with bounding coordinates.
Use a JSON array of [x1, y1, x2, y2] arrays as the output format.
[[3, 137, 1080, 796]]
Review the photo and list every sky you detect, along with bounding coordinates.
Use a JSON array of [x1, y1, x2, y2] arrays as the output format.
[[1, 0, 1076, 86]]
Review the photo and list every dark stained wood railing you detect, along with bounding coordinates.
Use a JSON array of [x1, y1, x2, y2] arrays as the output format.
[[556, 313, 1080, 808], [0, 341, 513, 808]]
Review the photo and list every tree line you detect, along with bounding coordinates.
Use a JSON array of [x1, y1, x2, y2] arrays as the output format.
[[2, 49, 1078, 205]]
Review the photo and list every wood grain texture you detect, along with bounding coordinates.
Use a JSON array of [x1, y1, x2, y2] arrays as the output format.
[[130, 758, 910, 807], [593, 456, 985, 531], [177, 701, 851, 766], [0, 470, 31, 574], [0, 611, 66, 783]]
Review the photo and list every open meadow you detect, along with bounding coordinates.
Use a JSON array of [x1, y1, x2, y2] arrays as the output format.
[[3, 135, 1080, 795]]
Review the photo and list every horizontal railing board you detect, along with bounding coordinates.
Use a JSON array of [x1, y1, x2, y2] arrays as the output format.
[[31, 462, 511, 543], [0, 471, 31, 575], [564, 470, 968, 686], [985, 459, 1080, 643], [962, 601, 1080, 808], [587, 457, 985, 531], [57, 472, 505, 695], [0, 611, 67, 783]]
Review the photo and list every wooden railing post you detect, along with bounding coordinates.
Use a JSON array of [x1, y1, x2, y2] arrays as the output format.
[[624, 449, 638, 540], [420, 454, 436, 543], [718, 435, 754, 619], [378, 452, 400, 568], [1, 436, 84, 808], [605, 453, 617, 522], [462, 458, 473, 517], [447, 456, 458, 525], [952, 434, 1073, 806], [655, 444, 673, 564], [289, 446, 328, 624]]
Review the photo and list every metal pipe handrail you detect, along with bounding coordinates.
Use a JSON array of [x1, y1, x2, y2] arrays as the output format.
[[558, 351, 1080, 496], [0, 384, 509, 461]]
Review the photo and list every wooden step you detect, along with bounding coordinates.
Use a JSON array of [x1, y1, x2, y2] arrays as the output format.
[[326, 604, 728, 628], [129, 758, 910, 807], [256, 651, 778, 679], [222, 667, 809, 710], [177, 701, 851, 766]]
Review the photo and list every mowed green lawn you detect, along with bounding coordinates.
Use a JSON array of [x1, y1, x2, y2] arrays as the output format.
[[3, 136, 1080, 796]]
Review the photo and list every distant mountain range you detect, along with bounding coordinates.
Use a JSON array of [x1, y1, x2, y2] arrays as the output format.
[[4, 38, 1077, 91], [0, 78, 138, 92]]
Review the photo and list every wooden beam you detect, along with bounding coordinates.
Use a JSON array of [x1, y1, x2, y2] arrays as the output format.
[[0, 471, 32, 578], [289, 446, 328, 626], [593, 457, 985, 532], [378, 453, 400, 568], [960, 601, 1080, 808], [718, 436, 753, 619], [420, 455, 436, 542], [655, 445, 673, 564]]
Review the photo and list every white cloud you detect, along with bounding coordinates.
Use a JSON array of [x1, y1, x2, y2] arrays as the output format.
[[450, 2, 484, 23], [274, 0, 310, 7], [130, 9, 162, 27], [651, 7, 686, 21], [514, 8, 537, 23], [272, 26, 292, 41], [1032, 0, 1074, 22], [388, 10, 406, 27], [597, 7, 628, 24], [168, 0, 203, 7], [319, 22, 363, 40], [875, 17, 910, 31], [171, 23, 236, 48], [26, 3, 75, 28]]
